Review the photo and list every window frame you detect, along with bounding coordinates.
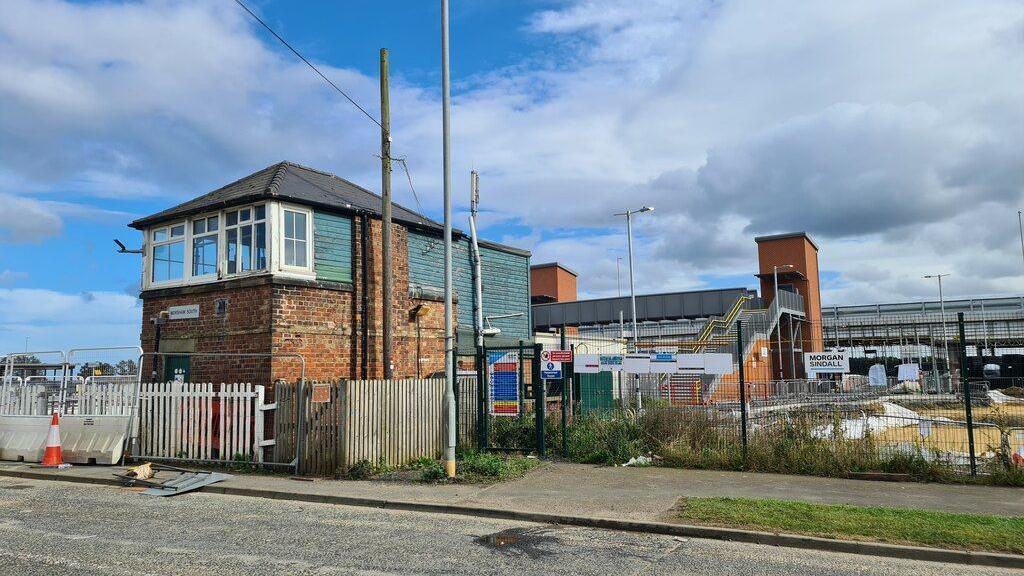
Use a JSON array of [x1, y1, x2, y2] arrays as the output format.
[[149, 221, 187, 286], [223, 203, 268, 277], [140, 201, 348, 290], [190, 214, 220, 279], [279, 204, 313, 273]]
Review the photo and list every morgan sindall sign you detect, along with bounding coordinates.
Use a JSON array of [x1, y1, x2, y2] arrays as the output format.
[[804, 351, 849, 374]]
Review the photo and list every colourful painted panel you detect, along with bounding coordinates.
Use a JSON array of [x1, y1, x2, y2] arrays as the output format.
[[488, 350, 520, 416]]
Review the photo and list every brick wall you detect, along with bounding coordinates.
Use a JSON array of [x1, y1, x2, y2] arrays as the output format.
[[138, 215, 460, 385], [139, 280, 273, 384], [270, 283, 355, 382], [530, 264, 577, 303], [756, 233, 825, 378]]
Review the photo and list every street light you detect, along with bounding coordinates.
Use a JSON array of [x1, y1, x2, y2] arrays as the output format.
[[615, 206, 654, 410], [924, 273, 951, 391], [773, 264, 795, 380]]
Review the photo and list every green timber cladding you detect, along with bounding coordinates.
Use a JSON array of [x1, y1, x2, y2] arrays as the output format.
[[313, 211, 353, 283], [407, 231, 530, 339]]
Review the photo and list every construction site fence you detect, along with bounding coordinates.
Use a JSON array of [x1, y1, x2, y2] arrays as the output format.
[[547, 312, 1024, 479]]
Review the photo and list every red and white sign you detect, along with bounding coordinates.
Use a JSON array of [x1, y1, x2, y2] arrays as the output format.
[[549, 349, 573, 363]]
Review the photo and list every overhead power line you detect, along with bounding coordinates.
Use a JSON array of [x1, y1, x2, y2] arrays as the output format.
[[232, 0, 382, 130], [395, 157, 422, 213], [232, 0, 422, 207]]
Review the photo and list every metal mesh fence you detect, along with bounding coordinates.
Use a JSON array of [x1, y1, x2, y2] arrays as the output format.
[[545, 309, 1024, 479]]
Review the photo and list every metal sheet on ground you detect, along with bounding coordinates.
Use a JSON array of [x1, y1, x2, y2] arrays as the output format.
[[142, 471, 233, 497]]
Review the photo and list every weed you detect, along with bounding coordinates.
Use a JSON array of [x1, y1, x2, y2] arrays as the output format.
[[230, 452, 254, 473], [411, 457, 446, 482], [343, 459, 375, 480]]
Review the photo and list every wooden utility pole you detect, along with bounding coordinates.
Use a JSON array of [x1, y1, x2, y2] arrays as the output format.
[[380, 47, 393, 379]]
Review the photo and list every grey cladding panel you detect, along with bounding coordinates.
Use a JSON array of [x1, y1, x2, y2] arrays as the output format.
[[532, 288, 756, 330]]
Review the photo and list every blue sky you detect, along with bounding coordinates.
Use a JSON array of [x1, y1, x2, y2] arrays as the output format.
[[1, 0, 1022, 352]]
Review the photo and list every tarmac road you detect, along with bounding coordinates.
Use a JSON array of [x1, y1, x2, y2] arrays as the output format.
[[0, 478, 1017, 576]]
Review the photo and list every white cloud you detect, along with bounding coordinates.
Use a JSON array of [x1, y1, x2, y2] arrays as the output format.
[[0, 288, 140, 353], [0, 270, 29, 285], [1, 0, 1022, 309], [0, 193, 63, 242]]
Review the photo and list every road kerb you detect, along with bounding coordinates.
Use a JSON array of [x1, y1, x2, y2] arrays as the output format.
[[2, 467, 1021, 570]]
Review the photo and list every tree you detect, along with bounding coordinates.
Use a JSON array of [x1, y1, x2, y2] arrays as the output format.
[[4, 355, 43, 378], [77, 362, 114, 380], [115, 359, 138, 376]]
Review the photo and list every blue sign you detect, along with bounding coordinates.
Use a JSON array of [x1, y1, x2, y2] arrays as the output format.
[[541, 360, 562, 380]]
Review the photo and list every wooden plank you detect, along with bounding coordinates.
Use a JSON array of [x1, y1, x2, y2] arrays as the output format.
[[232, 383, 239, 459], [218, 384, 226, 459]]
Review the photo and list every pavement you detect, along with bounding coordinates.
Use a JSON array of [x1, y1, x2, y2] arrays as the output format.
[[1, 478, 1019, 576], [2, 460, 1021, 520]]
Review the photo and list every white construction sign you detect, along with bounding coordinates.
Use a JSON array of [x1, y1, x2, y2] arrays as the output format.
[[622, 353, 651, 374], [676, 353, 732, 375], [574, 354, 601, 374], [649, 353, 677, 374], [804, 351, 849, 374]]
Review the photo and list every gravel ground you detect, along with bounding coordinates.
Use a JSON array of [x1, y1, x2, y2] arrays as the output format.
[[0, 478, 1018, 576]]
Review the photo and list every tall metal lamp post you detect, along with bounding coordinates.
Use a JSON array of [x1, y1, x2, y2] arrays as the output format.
[[615, 206, 653, 410], [923, 273, 950, 392], [773, 264, 794, 380]]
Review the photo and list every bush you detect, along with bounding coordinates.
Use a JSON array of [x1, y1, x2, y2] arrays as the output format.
[[343, 459, 375, 480], [489, 416, 535, 450], [561, 406, 959, 483], [566, 411, 645, 465], [410, 457, 446, 482], [459, 450, 505, 477]]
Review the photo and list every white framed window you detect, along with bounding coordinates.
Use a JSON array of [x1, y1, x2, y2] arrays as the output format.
[[191, 214, 219, 277], [282, 207, 311, 270], [224, 204, 267, 275], [151, 222, 186, 284]]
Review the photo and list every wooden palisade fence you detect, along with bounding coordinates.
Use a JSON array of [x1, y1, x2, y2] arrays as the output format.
[[136, 382, 269, 462], [276, 378, 448, 475]]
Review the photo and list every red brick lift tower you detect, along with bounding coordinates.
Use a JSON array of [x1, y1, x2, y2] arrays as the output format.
[[754, 232, 824, 379]]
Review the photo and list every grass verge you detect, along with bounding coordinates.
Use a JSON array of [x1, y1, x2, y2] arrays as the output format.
[[671, 497, 1024, 555]]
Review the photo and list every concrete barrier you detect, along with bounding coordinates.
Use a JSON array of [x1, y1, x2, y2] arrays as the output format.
[[0, 414, 129, 464]]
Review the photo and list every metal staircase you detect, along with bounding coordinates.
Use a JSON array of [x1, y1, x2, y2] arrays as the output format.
[[654, 291, 807, 405], [700, 290, 807, 402]]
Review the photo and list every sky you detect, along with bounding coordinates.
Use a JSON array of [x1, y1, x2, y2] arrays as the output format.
[[1, 0, 1023, 352]]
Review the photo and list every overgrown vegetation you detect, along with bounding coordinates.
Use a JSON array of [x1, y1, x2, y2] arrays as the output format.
[[558, 407, 1024, 484], [340, 458, 396, 480], [1003, 386, 1024, 399], [405, 451, 539, 484], [456, 450, 538, 483], [672, 497, 1024, 555]]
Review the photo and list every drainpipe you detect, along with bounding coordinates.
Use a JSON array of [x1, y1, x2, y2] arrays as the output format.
[[151, 312, 168, 381]]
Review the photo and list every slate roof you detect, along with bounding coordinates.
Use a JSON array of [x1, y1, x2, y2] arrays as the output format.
[[130, 161, 530, 257], [130, 161, 442, 231]]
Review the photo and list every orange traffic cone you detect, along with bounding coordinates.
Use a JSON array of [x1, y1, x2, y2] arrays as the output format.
[[39, 412, 66, 468]]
